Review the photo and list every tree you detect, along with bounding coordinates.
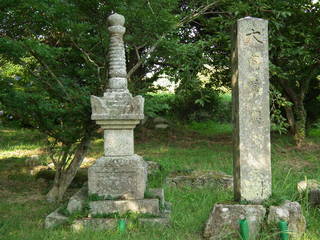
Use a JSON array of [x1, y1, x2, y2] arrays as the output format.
[[0, 0, 179, 202], [170, 0, 320, 145], [0, 0, 218, 201]]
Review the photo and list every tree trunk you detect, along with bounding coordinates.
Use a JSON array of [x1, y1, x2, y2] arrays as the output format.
[[46, 135, 91, 202], [292, 100, 307, 148], [284, 105, 295, 135]]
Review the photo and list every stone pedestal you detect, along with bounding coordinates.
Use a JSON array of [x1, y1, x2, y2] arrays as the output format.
[[88, 155, 147, 199], [232, 17, 271, 203]]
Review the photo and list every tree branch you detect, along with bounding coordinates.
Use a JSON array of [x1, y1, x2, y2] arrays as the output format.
[[127, 1, 220, 80]]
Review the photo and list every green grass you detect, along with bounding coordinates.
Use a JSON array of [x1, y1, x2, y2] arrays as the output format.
[[0, 122, 320, 239], [188, 120, 232, 136]]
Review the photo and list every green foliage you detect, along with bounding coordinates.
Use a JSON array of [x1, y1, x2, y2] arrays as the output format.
[[143, 93, 174, 118], [188, 121, 232, 136], [58, 205, 70, 217], [270, 85, 292, 134], [0, 0, 180, 200], [172, 84, 221, 121]]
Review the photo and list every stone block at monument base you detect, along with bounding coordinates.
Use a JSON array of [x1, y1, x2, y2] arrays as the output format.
[[88, 155, 147, 200], [89, 199, 160, 215], [203, 204, 266, 240]]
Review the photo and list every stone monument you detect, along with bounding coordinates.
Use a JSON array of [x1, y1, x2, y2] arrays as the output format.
[[203, 17, 270, 239], [86, 12, 170, 223], [89, 12, 146, 202], [231, 17, 271, 203], [45, 13, 170, 230]]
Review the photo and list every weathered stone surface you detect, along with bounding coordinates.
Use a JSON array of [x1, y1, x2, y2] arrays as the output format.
[[232, 17, 271, 202], [155, 123, 169, 129], [297, 179, 320, 193], [67, 184, 88, 213], [203, 204, 266, 240], [91, 94, 144, 121], [25, 155, 40, 167], [153, 117, 169, 124], [89, 199, 160, 215], [71, 218, 117, 231], [90, 13, 144, 122], [107, 13, 127, 88], [71, 216, 169, 231], [88, 155, 147, 199], [104, 129, 134, 156], [153, 117, 169, 129], [163, 201, 172, 214], [166, 170, 233, 189], [268, 201, 306, 239], [148, 188, 165, 207], [45, 208, 68, 229], [309, 189, 320, 206]]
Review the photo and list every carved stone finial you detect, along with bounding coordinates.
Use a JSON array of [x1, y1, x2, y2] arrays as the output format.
[[107, 13, 127, 90], [108, 13, 125, 27]]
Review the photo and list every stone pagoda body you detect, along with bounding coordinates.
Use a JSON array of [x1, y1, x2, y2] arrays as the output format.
[[45, 13, 170, 230]]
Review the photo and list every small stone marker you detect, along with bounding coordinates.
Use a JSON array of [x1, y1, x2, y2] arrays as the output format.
[[203, 204, 266, 240], [268, 201, 306, 239], [231, 17, 271, 202]]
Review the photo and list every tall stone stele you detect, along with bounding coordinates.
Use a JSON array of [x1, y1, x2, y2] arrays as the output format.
[[232, 17, 272, 203], [89, 13, 147, 200]]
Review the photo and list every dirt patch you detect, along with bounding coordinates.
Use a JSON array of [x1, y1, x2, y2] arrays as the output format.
[[135, 127, 232, 148], [281, 157, 315, 170], [0, 149, 44, 159]]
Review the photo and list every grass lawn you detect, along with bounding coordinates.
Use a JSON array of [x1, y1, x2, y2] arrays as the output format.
[[0, 122, 320, 240]]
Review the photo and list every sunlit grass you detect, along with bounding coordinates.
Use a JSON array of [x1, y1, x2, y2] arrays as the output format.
[[0, 123, 320, 239]]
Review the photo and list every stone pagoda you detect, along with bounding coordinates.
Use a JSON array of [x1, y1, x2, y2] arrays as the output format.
[[45, 13, 170, 230]]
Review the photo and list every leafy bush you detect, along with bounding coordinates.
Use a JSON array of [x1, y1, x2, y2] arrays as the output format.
[[270, 85, 292, 134], [143, 93, 174, 118], [172, 85, 224, 122]]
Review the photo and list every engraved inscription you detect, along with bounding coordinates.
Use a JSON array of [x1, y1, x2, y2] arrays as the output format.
[[94, 172, 137, 195], [248, 76, 260, 93], [251, 109, 263, 125], [245, 28, 263, 44], [249, 52, 263, 69]]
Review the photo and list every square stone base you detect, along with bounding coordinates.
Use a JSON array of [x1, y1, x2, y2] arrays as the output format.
[[89, 199, 160, 215], [88, 155, 147, 199]]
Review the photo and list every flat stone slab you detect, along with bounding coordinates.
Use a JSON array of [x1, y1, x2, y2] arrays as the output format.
[[71, 216, 169, 231], [148, 188, 165, 207], [89, 199, 160, 215], [166, 170, 233, 189], [45, 208, 68, 229], [72, 218, 117, 231], [268, 201, 306, 239], [204, 204, 266, 240], [67, 184, 88, 213]]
